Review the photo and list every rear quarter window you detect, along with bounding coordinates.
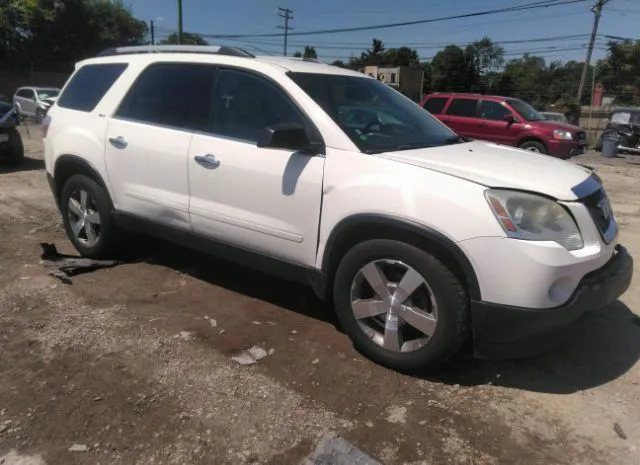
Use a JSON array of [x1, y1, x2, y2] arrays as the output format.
[[57, 63, 128, 112], [423, 97, 448, 115]]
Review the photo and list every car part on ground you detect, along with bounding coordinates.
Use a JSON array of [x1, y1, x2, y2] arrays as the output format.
[[596, 107, 640, 155], [41, 44, 633, 372]]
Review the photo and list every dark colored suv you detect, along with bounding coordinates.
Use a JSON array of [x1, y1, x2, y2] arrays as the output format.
[[421, 93, 587, 159]]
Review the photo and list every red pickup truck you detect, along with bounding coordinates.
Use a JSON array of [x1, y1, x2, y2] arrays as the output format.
[[421, 93, 587, 159]]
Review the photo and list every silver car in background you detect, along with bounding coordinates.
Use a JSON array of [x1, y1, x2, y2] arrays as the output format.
[[13, 87, 60, 123]]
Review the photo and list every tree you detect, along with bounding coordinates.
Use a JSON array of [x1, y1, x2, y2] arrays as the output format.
[[360, 38, 386, 66], [597, 40, 640, 106], [465, 37, 504, 76], [160, 32, 208, 46], [430, 45, 476, 92], [303, 46, 317, 59], [292, 51, 302, 57], [331, 59, 346, 68], [4, 0, 148, 72], [382, 46, 420, 67]]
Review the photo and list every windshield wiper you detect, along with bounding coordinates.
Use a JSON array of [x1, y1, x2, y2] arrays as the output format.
[[443, 135, 468, 145]]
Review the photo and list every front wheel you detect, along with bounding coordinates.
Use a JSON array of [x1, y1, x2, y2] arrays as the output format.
[[35, 108, 45, 124], [60, 174, 122, 259], [333, 239, 469, 373], [519, 140, 548, 154]]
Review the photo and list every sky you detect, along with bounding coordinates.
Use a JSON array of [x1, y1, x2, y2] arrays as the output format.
[[128, 0, 639, 64]]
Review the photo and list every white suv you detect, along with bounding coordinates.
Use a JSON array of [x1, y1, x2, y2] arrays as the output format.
[[43, 45, 633, 372]]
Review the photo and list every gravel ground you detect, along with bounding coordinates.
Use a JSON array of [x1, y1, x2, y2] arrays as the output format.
[[1, 126, 639, 465]]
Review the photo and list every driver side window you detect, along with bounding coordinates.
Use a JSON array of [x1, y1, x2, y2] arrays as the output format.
[[479, 100, 512, 121], [210, 69, 307, 143]]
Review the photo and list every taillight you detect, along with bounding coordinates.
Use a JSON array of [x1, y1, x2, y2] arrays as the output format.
[[42, 114, 51, 138]]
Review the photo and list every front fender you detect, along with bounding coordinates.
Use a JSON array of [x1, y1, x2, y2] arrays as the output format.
[[317, 148, 505, 267]]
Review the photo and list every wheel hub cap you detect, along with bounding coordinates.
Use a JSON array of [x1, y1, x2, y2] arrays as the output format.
[[67, 189, 101, 247], [350, 259, 438, 353]]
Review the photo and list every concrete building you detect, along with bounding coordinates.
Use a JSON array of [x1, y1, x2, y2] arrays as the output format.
[[363, 65, 424, 102]]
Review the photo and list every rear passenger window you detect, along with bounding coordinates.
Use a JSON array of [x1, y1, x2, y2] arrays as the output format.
[[57, 63, 127, 112], [446, 98, 478, 117], [116, 63, 215, 131], [423, 97, 448, 115]]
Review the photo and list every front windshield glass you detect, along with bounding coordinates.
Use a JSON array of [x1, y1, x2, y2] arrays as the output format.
[[37, 89, 59, 99], [507, 99, 545, 121], [288, 72, 464, 154]]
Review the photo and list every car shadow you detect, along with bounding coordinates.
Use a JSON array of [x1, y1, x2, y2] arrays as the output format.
[[115, 236, 639, 394], [429, 300, 640, 394], [0, 156, 44, 174]]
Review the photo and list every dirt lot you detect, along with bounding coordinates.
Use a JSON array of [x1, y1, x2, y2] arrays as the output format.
[[1, 126, 639, 465]]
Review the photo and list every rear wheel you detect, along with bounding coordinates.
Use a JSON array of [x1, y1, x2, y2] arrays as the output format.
[[519, 140, 548, 154], [333, 239, 469, 373], [60, 174, 122, 259]]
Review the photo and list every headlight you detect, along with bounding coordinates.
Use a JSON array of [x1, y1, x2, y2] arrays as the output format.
[[485, 189, 583, 250], [553, 129, 573, 141]]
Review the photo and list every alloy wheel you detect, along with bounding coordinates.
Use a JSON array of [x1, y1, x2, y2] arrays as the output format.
[[67, 189, 101, 247], [349, 259, 438, 353]]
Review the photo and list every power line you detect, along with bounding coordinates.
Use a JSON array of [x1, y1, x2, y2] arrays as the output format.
[[191, 0, 588, 39], [277, 7, 293, 56]]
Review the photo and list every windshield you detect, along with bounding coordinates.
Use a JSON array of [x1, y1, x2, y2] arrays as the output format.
[[288, 72, 463, 154], [542, 113, 563, 122], [36, 89, 59, 99], [507, 99, 545, 121]]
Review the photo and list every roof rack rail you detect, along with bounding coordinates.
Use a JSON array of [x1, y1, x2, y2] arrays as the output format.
[[97, 45, 255, 58]]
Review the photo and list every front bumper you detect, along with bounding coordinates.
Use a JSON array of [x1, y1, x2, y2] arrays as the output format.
[[471, 245, 633, 359], [547, 139, 588, 159]]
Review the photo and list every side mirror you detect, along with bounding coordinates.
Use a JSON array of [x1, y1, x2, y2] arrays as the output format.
[[257, 123, 320, 153], [503, 114, 515, 123]]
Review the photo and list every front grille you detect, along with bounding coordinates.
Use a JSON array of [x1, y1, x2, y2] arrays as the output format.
[[580, 188, 614, 241], [576, 131, 586, 140]]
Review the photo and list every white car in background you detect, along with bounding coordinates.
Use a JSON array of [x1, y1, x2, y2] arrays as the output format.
[[13, 86, 60, 123]]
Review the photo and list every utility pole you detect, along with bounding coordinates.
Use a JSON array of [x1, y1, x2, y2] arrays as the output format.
[[277, 7, 294, 56], [150, 19, 155, 45], [576, 0, 609, 104], [177, 0, 183, 45]]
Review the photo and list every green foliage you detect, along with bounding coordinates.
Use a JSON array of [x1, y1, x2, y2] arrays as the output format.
[[160, 32, 208, 46], [597, 40, 640, 106], [1, 0, 148, 72], [292, 46, 317, 59]]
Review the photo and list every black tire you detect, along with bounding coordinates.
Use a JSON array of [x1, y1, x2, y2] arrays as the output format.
[[519, 140, 548, 154], [5, 128, 24, 165], [333, 239, 469, 373], [60, 174, 122, 259]]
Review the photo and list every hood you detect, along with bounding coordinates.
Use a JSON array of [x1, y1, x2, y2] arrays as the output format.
[[378, 141, 594, 201], [533, 120, 584, 132], [41, 97, 57, 106]]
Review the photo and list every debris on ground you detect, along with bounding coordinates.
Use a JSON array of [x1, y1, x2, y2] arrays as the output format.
[[614, 423, 628, 440], [231, 346, 269, 365], [305, 433, 382, 465], [0, 420, 11, 434], [68, 444, 89, 452], [209, 318, 217, 327], [39, 243, 121, 284], [178, 331, 196, 342]]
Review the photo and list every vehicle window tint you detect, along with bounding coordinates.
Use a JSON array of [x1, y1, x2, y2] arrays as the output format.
[[17, 89, 34, 98], [423, 97, 448, 115], [479, 100, 512, 121], [210, 69, 306, 142], [446, 98, 478, 117], [58, 63, 127, 112], [116, 63, 215, 131]]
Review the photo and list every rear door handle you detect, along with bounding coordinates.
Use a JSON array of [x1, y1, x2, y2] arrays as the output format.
[[194, 154, 220, 168], [108, 136, 127, 149]]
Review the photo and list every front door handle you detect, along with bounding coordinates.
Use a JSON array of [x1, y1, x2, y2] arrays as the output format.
[[109, 136, 128, 149], [194, 154, 220, 168]]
